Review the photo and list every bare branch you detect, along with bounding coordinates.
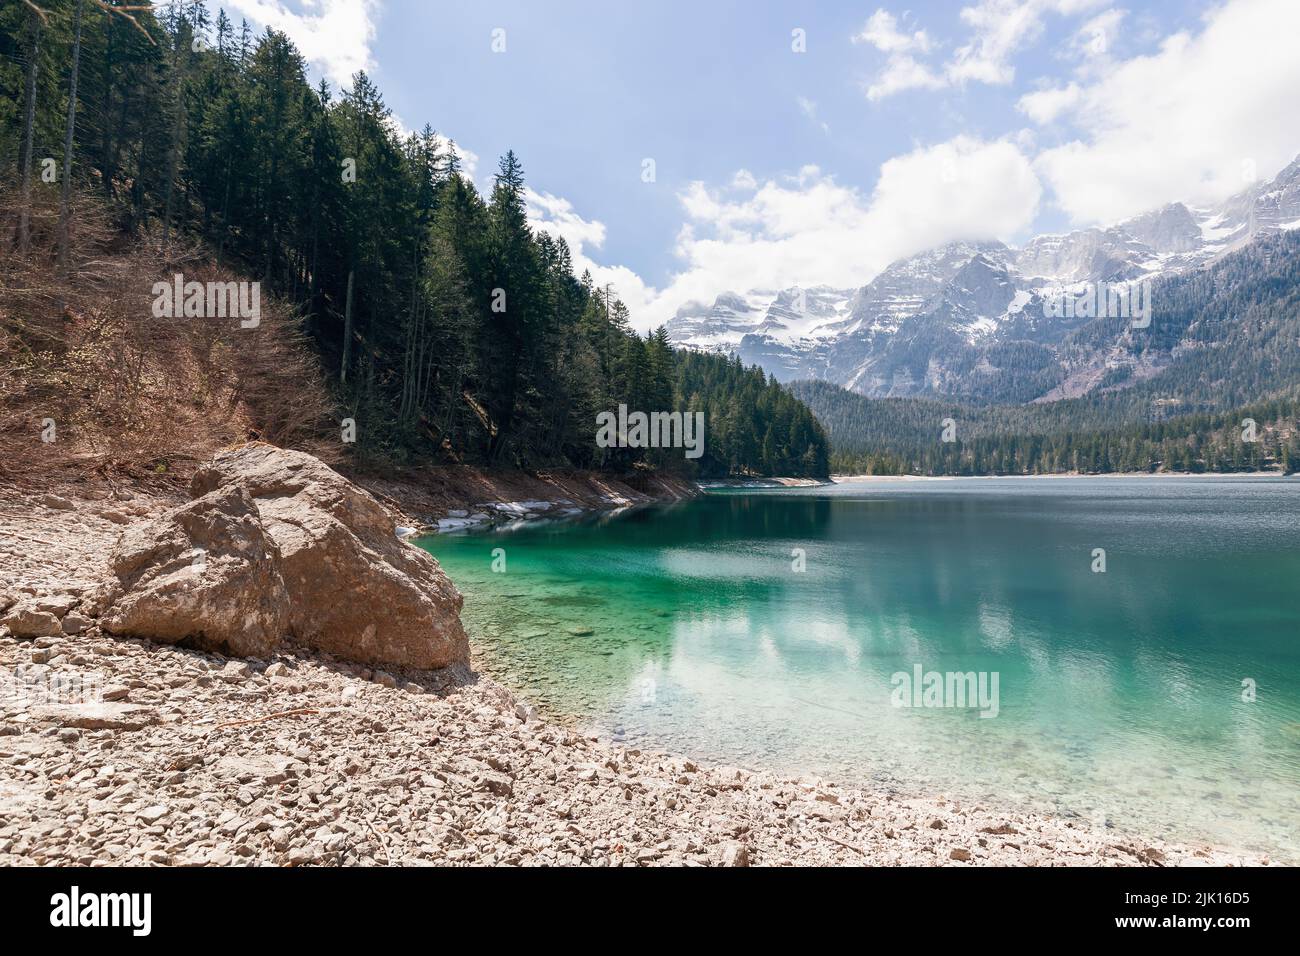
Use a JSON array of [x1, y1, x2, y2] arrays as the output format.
[[91, 0, 156, 45], [23, 1, 51, 25]]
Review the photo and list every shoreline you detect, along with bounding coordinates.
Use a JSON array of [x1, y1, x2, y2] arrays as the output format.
[[698, 476, 830, 489], [0, 474, 1272, 866], [352, 465, 699, 535], [830, 471, 1293, 482], [457, 633, 1276, 866]]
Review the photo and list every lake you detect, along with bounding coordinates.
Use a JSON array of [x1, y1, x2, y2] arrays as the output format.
[[417, 477, 1300, 860]]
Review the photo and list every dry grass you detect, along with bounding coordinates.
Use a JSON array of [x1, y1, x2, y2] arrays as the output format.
[[0, 189, 338, 491]]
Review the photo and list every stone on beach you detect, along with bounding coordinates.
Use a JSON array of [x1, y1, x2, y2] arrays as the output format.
[[0, 603, 64, 638], [191, 443, 468, 670], [98, 485, 289, 658]]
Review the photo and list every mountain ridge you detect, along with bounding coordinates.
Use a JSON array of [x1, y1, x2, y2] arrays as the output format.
[[666, 154, 1300, 405]]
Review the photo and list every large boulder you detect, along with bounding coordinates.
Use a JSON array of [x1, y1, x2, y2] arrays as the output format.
[[100, 485, 289, 657], [192, 443, 468, 670]]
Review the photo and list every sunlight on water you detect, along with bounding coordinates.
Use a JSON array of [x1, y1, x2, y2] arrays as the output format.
[[418, 477, 1300, 860]]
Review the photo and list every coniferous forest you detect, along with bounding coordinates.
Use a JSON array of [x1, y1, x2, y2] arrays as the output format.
[[790, 226, 1300, 477], [793, 381, 1300, 476], [0, 1, 830, 480]]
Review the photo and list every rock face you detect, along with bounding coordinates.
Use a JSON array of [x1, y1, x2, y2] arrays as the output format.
[[192, 443, 468, 670], [100, 485, 289, 658]]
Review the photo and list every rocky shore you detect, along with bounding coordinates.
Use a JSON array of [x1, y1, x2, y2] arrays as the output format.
[[354, 464, 699, 535], [0, 450, 1265, 867]]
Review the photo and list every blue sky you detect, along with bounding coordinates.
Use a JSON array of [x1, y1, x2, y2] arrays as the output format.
[[226, 0, 1300, 329]]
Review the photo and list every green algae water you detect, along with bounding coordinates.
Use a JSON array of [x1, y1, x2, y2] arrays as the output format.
[[417, 477, 1300, 859]]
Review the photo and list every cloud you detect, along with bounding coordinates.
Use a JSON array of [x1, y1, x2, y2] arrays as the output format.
[[1070, 7, 1126, 62], [657, 137, 1040, 325], [541, 138, 1041, 331], [1016, 82, 1082, 123], [527, 189, 606, 252], [853, 9, 933, 53], [854, 8, 946, 100], [526, 189, 660, 325], [226, 0, 381, 88], [1031, 0, 1300, 223], [860, 0, 1108, 100], [948, 0, 1052, 85], [430, 132, 479, 182], [797, 97, 830, 133], [865, 56, 947, 101]]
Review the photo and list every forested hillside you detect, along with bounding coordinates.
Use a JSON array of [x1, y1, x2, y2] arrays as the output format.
[[792, 380, 1300, 476], [785, 224, 1300, 477], [0, 1, 828, 480], [677, 353, 829, 478], [1052, 228, 1300, 409]]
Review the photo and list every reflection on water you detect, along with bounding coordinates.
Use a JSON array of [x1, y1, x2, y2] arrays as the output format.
[[418, 477, 1300, 860]]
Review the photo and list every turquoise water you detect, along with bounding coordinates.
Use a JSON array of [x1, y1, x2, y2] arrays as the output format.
[[417, 478, 1300, 859]]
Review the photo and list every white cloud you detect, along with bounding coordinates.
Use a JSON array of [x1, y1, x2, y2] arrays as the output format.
[[862, 136, 1044, 253], [527, 189, 606, 252], [865, 55, 947, 101], [538, 138, 1041, 331], [860, 0, 1108, 100], [855, 8, 944, 100], [1071, 7, 1126, 61], [1033, 0, 1300, 224], [430, 133, 479, 182], [1016, 82, 1082, 123], [526, 189, 660, 326], [731, 169, 758, 190], [948, 0, 1051, 85], [854, 9, 933, 53], [797, 96, 830, 133], [654, 137, 1040, 325], [227, 0, 381, 88]]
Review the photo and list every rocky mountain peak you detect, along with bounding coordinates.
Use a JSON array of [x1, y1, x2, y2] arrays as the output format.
[[1118, 202, 1201, 254], [667, 152, 1300, 399]]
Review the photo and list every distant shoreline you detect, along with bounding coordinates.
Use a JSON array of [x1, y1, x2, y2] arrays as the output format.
[[830, 471, 1293, 482], [698, 476, 829, 488]]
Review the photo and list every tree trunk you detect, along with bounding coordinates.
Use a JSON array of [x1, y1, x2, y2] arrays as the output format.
[[306, 160, 320, 333], [99, 14, 115, 198], [18, 17, 42, 255], [216, 149, 232, 265], [341, 269, 355, 384], [57, 0, 85, 271], [161, 31, 186, 252]]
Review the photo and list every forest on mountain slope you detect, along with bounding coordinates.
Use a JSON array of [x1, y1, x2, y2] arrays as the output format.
[[792, 381, 1300, 476], [789, 225, 1300, 476], [0, 0, 829, 481]]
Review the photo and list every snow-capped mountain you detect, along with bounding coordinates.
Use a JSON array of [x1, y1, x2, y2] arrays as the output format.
[[667, 154, 1300, 403], [666, 286, 853, 350]]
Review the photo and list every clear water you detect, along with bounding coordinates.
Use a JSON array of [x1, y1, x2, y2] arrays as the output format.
[[416, 477, 1300, 860]]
